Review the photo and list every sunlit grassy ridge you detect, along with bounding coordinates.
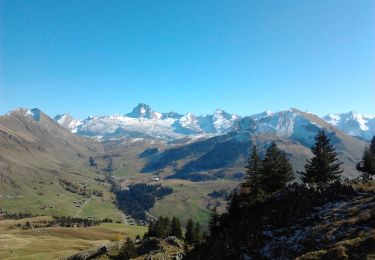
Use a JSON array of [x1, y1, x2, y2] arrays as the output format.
[[0, 217, 147, 260]]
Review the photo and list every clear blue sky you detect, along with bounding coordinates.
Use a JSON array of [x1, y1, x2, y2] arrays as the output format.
[[1, 0, 374, 119]]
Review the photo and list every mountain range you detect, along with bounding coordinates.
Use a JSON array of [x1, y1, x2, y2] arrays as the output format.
[[54, 103, 374, 142], [0, 104, 372, 227]]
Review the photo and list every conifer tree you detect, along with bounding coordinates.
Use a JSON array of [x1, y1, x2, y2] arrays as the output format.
[[228, 191, 242, 215], [370, 136, 375, 154], [185, 218, 195, 244], [208, 207, 219, 234], [118, 237, 137, 259], [145, 216, 171, 238], [193, 222, 202, 243], [170, 216, 183, 239], [244, 146, 263, 195], [357, 145, 375, 180], [300, 130, 343, 184], [261, 143, 294, 193]]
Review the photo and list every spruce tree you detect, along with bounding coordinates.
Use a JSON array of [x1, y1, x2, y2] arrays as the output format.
[[118, 237, 137, 259], [193, 222, 202, 243], [170, 216, 183, 239], [370, 136, 375, 154], [300, 130, 343, 184], [260, 143, 294, 193], [244, 146, 263, 195], [208, 207, 219, 234], [185, 218, 195, 244], [357, 145, 375, 180]]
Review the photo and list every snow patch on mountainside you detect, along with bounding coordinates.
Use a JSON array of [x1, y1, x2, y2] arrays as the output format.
[[54, 104, 239, 140], [54, 114, 82, 133], [323, 112, 375, 140], [10, 108, 42, 121], [50, 104, 374, 142]]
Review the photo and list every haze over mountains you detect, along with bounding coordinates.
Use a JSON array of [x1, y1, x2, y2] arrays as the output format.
[[53, 103, 375, 142]]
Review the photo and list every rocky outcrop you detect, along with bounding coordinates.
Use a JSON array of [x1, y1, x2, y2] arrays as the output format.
[[63, 242, 120, 260]]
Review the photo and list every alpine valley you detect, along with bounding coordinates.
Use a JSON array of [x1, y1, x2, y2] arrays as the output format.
[[0, 104, 374, 259]]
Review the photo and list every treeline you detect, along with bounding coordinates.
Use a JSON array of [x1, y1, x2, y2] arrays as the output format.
[[58, 178, 103, 197], [15, 216, 113, 229], [186, 132, 375, 259], [144, 216, 202, 245], [115, 216, 202, 259], [0, 211, 36, 220], [116, 183, 173, 220]]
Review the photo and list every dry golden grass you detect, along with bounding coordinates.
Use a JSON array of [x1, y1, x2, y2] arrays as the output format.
[[0, 217, 147, 260]]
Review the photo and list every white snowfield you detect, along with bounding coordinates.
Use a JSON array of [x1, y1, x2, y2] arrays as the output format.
[[12, 104, 374, 141], [323, 111, 375, 140], [52, 104, 239, 140]]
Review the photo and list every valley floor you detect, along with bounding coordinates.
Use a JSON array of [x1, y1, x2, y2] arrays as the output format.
[[0, 217, 147, 260]]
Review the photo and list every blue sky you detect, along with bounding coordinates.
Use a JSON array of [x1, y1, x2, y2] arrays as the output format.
[[1, 0, 374, 119]]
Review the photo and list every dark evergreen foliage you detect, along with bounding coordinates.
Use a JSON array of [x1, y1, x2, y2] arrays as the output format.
[[193, 222, 202, 243], [243, 145, 263, 195], [208, 207, 219, 235], [170, 216, 183, 239], [145, 216, 171, 239], [184, 218, 195, 244], [357, 139, 375, 180], [300, 130, 343, 183], [188, 182, 357, 259], [118, 237, 137, 259], [370, 136, 375, 154], [116, 183, 173, 220], [260, 143, 294, 193]]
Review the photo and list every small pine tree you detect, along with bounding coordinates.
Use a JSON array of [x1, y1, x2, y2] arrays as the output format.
[[357, 145, 375, 180], [25, 220, 31, 229], [145, 216, 171, 238], [261, 143, 294, 193], [208, 207, 219, 234], [244, 146, 263, 195], [185, 218, 195, 244], [193, 222, 202, 243], [118, 237, 137, 259], [370, 136, 375, 154], [170, 216, 183, 239], [300, 130, 343, 184]]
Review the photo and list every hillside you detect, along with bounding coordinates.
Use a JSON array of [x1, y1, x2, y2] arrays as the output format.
[[187, 182, 375, 259], [1, 107, 368, 225], [141, 109, 367, 181], [0, 109, 123, 221]]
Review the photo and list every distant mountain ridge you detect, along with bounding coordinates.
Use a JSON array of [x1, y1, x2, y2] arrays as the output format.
[[49, 104, 374, 141], [53, 103, 239, 140], [323, 111, 375, 140]]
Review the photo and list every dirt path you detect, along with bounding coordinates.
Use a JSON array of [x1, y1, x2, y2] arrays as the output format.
[[144, 210, 157, 221], [74, 198, 91, 218], [121, 212, 128, 224]]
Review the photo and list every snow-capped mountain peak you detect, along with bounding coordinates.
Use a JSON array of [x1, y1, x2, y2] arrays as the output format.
[[51, 105, 374, 142], [323, 112, 375, 140], [9, 108, 42, 121], [54, 113, 81, 133], [126, 103, 161, 119]]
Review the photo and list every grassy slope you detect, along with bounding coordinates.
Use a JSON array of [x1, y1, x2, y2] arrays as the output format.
[[150, 179, 239, 227], [0, 217, 147, 260], [0, 111, 123, 221]]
